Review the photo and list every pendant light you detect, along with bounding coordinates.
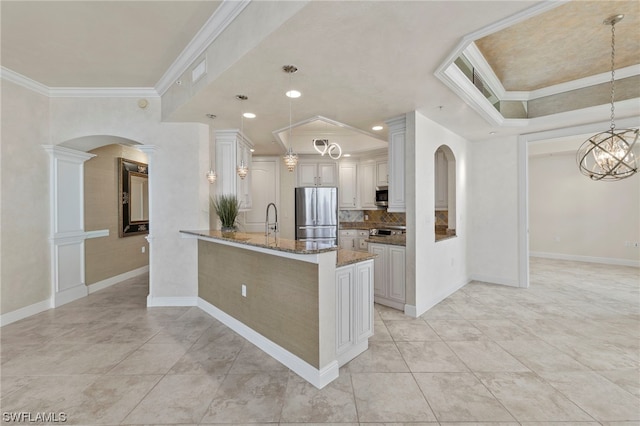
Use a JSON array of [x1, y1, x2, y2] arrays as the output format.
[[577, 15, 638, 181], [205, 114, 217, 184], [282, 65, 299, 172], [236, 95, 249, 180]]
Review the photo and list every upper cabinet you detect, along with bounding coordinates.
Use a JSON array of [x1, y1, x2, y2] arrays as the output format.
[[339, 162, 358, 209], [215, 130, 254, 210], [386, 116, 406, 212], [376, 160, 388, 187], [359, 161, 377, 209], [297, 160, 338, 187]]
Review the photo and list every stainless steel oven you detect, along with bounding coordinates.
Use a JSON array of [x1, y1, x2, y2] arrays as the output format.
[[375, 186, 388, 207]]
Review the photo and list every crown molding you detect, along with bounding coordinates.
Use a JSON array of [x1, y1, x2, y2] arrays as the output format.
[[155, 0, 251, 95], [49, 87, 159, 98], [1, 66, 49, 96]]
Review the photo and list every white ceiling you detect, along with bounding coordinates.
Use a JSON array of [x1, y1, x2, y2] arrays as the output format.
[[2, 1, 639, 155]]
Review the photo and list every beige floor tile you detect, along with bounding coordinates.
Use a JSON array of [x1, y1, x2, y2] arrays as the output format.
[[472, 319, 539, 340], [543, 337, 639, 370], [426, 319, 488, 341], [351, 373, 436, 422], [440, 423, 519, 426], [65, 374, 162, 424], [420, 303, 463, 320], [477, 372, 595, 422], [495, 339, 588, 373], [539, 371, 640, 421], [342, 341, 409, 373], [414, 372, 516, 422], [369, 320, 394, 342], [596, 369, 640, 398], [447, 341, 530, 372], [385, 319, 440, 341], [107, 342, 187, 375], [228, 342, 288, 374], [200, 372, 289, 423], [375, 304, 413, 321], [280, 372, 357, 423], [396, 341, 468, 372], [123, 374, 222, 424]]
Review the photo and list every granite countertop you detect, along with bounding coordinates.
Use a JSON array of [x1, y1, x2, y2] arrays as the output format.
[[180, 230, 338, 255], [337, 249, 376, 267], [366, 235, 406, 246], [340, 221, 406, 230]]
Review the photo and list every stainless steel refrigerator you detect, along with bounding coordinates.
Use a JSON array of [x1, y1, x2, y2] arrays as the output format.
[[295, 187, 338, 246]]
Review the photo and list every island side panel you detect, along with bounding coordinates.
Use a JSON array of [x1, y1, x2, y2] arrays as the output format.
[[198, 239, 320, 368]]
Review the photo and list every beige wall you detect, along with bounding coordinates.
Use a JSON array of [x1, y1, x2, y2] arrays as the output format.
[[84, 144, 149, 284], [1, 80, 51, 315], [529, 152, 640, 264]]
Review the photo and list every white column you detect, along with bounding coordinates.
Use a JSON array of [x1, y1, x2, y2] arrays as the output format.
[[43, 145, 96, 307], [137, 145, 158, 306]]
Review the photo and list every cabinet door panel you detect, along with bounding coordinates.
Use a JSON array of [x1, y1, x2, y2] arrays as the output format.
[[360, 163, 377, 209], [368, 244, 387, 297], [376, 161, 389, 187], [355, 261, 374, 342], [339, 163, 358, 208], [318, 163, 337, 186], [297, 163, 318, 186], [336, 267, 353, 355], [388, 246, 406, 302]]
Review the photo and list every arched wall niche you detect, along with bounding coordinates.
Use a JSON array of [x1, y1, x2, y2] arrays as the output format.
[[434, 144, 457, 241], [59, 134, 144, 152]]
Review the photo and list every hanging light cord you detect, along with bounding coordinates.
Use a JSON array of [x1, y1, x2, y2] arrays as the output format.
[[609, 20, 616, 131]]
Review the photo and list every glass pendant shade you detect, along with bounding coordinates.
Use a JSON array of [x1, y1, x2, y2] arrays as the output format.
[[283, 147, 298, 172], [237, 159, 248, 179]]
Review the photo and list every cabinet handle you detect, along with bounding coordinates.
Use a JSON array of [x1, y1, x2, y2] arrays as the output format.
[[352, 240, 355, 248], [318, 176, 322, 185], [353, 197, 356, 206]]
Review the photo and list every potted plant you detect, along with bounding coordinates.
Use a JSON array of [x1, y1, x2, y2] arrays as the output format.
[[210, 194, 240, 237]]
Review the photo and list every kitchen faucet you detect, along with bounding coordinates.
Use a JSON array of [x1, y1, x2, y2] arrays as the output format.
[[265, 202, 278, 239]]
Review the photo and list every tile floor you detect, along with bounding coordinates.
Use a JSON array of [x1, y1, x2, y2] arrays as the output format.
[[1, 258, 638, 425]]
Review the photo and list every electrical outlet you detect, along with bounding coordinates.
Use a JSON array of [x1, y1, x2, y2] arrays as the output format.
[[241, 284, 247, 297], [364, 214, 369, 220], [141, 246, 146, 253]]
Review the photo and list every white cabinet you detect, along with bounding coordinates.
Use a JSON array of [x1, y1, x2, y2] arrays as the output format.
[[368, 242, 405, 310], [376, 160, 389, 187], [386, 116, 406, 212], [215, 130, 254, 210], [297, 161, 337, 187], [359, 162, 377, 209], [335, 259, 374, 365], [339, 229, 357, 250], [435, 149, 448, 210], [339, 162, 358, 209]]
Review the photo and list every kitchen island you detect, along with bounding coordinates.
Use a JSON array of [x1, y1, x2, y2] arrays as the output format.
[[180, 230, 375, 389]]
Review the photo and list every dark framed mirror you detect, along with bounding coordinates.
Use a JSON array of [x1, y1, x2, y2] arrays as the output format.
[[118, 158, 149, 237]]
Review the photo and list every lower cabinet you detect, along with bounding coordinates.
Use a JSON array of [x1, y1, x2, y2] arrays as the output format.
[[368, 242, 405, 310], [335, 259, 374, 365]]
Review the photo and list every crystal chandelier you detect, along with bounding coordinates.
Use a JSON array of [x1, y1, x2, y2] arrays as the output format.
[[236, 95, 249, 180], [205, 114, 217, 184], [282, 65, 299, 172], [577, 15, 638, 181]]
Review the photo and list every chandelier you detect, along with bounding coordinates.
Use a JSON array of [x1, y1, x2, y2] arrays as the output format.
[[282, 65, 299, 172], [236, 95, 249, 180], [577, 15, 638, 181]]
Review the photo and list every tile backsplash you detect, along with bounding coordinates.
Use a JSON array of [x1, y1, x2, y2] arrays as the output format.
[[435, 210, 448, 227], [339, 210, 406, 225]]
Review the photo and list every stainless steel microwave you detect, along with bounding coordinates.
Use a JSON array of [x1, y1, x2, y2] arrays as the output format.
[[375, 186, 388, 207]]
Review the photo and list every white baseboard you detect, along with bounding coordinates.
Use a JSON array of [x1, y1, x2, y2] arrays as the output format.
[[1, 299, 52, 327], [88, 265, 149, 294], [336, 340, 368, 367], [54, 284, 88, 307], [530, 252, 640, 268], [469, 273, 520, 288], [404, 304, 418, 318], [146, 295, 198, 307], [198, 297, 339, 389]]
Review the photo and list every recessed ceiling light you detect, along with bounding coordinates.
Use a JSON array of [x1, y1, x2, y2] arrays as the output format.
[[243, 112, 256, 119], [250, 148, 255, 152], [489, 131, 497, 135], [372, 125, 383, 131], [343, 154, 351, 157], [286, 90, 301, 98]]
